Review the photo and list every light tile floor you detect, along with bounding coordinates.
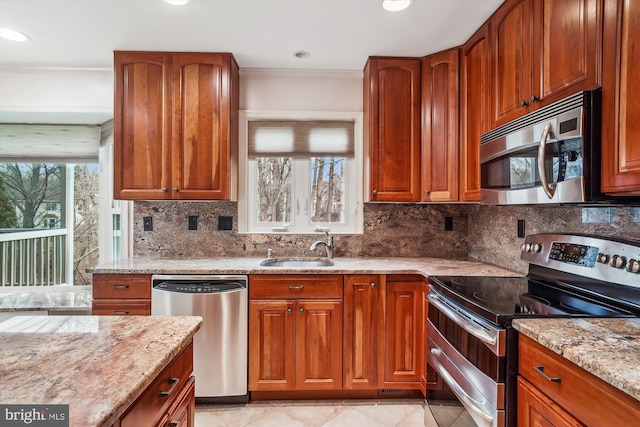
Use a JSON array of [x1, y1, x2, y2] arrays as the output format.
[[196, 399, 476, 427]]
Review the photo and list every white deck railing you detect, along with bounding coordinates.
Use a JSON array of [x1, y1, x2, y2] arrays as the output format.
[[0, 229, 67, 287]]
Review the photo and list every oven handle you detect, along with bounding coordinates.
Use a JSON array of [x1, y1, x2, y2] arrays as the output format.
[[430, 348, 494, 423], [538, 122, 556, 199], [428, 293, 497, 347]]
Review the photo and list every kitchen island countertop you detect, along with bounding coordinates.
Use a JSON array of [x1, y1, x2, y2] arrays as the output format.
[[0, 315, 202, 426], [513, 317, 640, 402], [87, 256, 519, 277]]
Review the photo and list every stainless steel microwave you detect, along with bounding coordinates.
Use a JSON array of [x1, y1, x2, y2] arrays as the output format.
[[479, 90, 637, 205]]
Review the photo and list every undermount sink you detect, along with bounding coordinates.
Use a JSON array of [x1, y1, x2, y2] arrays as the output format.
[[259, 257, 335, 267]]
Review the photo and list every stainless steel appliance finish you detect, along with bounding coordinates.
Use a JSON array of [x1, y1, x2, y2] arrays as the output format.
[[427, 234, 640, 427], [479, 90, 640, 205], [151, 274, 248, 402]]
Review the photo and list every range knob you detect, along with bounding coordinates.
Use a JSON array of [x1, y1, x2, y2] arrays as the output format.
[[610, 255, 627, 269], [597, 253, 609, 264], [524, 243, 531, 252], [626, 259, 640, 274], [532, 243, 542, 253]]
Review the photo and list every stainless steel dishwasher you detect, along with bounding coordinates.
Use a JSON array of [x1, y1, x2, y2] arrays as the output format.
[[151, 274, 248, 402]]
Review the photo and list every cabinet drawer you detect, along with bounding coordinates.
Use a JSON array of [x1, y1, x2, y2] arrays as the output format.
[[519, 334, 640, 426], [93, 274, 151, 299], [250, 275, 343, 299], [92, 299, 151, 315], [120, 342, 193, 427]]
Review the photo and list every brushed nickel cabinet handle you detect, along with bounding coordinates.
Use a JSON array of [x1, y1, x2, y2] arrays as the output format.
[[113, 284, 129, 289], [533, 365, 561, 383], [158, 377, 180, 398], [288, 285, 304, 290]]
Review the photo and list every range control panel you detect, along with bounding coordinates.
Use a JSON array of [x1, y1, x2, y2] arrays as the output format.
[[521, 234, 640, 287]]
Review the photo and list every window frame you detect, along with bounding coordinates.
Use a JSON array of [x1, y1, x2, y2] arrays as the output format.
[[238, 111, 363, 235]]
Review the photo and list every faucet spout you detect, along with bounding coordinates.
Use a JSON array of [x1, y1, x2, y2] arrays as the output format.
[[309, 230, 334, 258]]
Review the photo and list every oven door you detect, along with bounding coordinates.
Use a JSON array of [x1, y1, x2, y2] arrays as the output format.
[[427, 288, 506, 427]]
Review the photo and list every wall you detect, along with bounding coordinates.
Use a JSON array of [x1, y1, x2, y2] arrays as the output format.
[[133, 201, 469, 259], [468, 205, 640, 273]]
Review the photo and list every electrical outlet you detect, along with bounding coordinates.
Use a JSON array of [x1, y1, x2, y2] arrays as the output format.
[[444, 216, 453, 231], [188, 215, 198, 230], [517, 219, 526, 238], [218, 216, 233, 230], [143, 216, 153, 231]]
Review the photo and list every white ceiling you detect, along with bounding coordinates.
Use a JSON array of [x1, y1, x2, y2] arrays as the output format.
[[0, 0, 503, 71]]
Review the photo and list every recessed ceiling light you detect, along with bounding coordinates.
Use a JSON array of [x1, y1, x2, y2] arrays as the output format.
[[382, 0, 414, 12], [164, 0, 190, 5], [294, 51, 311, 59], [0, 27, 30, 42]]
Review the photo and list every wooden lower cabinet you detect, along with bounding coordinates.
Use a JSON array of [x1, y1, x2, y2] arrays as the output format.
[[92, 274, 151, 315], [381, 277, 424, 388], [518, 334, 640, 426], [248, 275, 344, 392], [517, 377, 583, 427], [343, 275, 379, 390], [118, 342, 195, 427]]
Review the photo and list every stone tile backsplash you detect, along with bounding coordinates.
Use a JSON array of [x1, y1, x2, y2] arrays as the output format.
[[133, 202, 469, 259], [133, 201, 639, 274]]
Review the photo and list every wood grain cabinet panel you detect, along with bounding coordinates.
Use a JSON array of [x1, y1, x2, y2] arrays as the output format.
[[364, 57, 421, 202], [517, 377, 584, 427], [421, 49, 460, 202], [114, 51, 238, 200], [491, 0, 601, 127], [601, 0, 640, 194], [343, 275, 379, 390], [460, 23, 490, 202], [381, 279, 424, 388]]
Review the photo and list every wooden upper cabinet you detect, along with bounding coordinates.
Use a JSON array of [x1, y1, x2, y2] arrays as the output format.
[[114, 51, 239, 200], [601, 0, 640, 194], [460, 23, 490, 202], [491, 0, 602, 127], [491, 0, 532, 127], [114, 52, 172, 200], [171, 54, 238, 200], [421, 49, 460, 202], [364, 57, 421, 202]]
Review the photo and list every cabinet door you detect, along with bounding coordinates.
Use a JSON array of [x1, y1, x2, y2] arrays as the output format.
[[158, 376, 195, 427], [171, 53, 238, 200], [114, 51, 172, 200], [364, 58, 421, 202], [532, 0, 602, 108], [517, 377, 584, 427], [343, 275, 378, 390], [491, 0, 533, 127], [421, 49, 460, 202], [460, 23, 490, 202], [248, 300, 295, 390], [296, 299, 343, 390], [601, 0, 640, 194], [382, 280, 424, 386]]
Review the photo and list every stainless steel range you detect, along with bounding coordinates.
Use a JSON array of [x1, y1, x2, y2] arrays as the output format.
[[427, 233, 640, 427]]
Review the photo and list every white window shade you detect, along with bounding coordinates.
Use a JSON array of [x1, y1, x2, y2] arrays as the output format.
[[0, 122, 112, 163], [248, 120, 354, 157]]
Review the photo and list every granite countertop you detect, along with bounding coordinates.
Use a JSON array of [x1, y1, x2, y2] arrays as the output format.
[[88, 256, 519, 277], [0, 289, 92, 313], [513, 318, 640, 402], [0, 315, 202, 427]]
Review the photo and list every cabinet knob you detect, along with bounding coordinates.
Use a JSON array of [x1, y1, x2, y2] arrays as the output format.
[[370, 282, 376, 288], [424, 190, 430, 195], [299, 308, 305, 314], [173, 187, 179, 192], [287, 308, 292, 314], [162, 188, 167, 192], [372, 189, 378, 196], [520, 100, 528, 107], [530, 95, 539, 103]]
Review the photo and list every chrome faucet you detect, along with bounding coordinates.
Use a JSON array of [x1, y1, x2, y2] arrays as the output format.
[[309, 230, 334, 259]]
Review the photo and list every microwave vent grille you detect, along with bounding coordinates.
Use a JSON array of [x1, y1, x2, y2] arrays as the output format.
[[481, 91, 587, 144]]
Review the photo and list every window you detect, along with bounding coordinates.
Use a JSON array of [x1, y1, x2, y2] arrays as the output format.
[[239, 112, 363, 234]]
